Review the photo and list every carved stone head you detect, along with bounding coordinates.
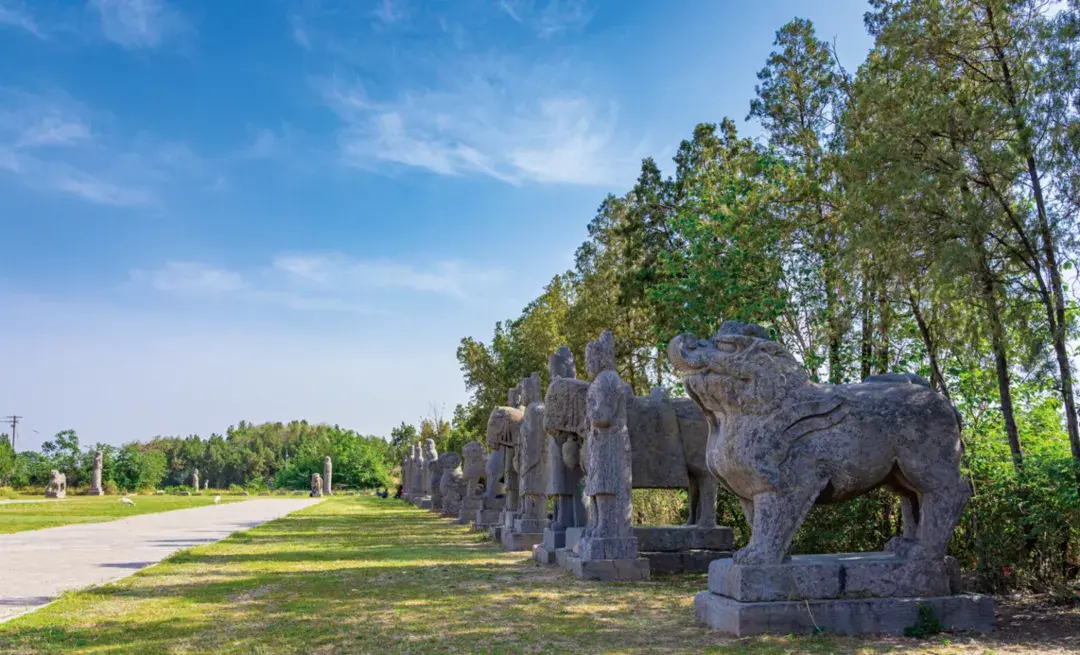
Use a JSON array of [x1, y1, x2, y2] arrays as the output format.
[[585, 331, 615, 379], [549, 346, 576, 380]]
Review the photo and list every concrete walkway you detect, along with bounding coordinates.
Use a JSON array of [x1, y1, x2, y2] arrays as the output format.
[[0, 498, 320, 623]]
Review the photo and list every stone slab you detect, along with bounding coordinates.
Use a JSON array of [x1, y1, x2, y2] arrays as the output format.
[[419, 498, 433, 510], [708, 552, 960, 602], [694, 590, 995, 636], [634, 525, 734, 552], [501, 529, 543, 552], [565, 526, 584, 552], [578, 536, 639, 561], [542, 528, 566, 552], [533, 543, 557, 565], [560, 551, 650, 581], [643, 549, 733, 574], [514, 517, 548, 534]]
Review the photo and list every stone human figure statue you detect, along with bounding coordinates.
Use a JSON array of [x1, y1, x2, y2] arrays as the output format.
[[482, 448, 504, 508], [428, 455, 445, 509], [323, 456, 333, 495], [420, 439, 439, 495], [89, 451, 104, 495], [515, 372, 548, 533], [192, 468, 200, 491], [544, 346, 586, 532], [579, 331, 636, 558], [408, 444, 423, 496], [460, 441, 486, 516], [438, 452, 466, 517], [204, 480, 209, 490], [311, 472, 323, 497]]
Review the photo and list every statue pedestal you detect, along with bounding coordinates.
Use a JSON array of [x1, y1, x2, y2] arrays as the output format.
[[45, 490, 65, 499], [555, 534, 650, 581], [694, 553, 994, 636], [87, 488, 104, 496], [635, 525, 735, 574], [533, 526, 571, 564], [502, 516, 546, 551], [473, 509, 501, 532], [418, 497, 432, 510]]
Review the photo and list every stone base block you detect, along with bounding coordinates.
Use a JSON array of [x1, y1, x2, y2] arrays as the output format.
[[543, 528, 566, 552], [533, 543, 557, 564], [708, 552, 961, 602], [488, 525, 503, 541], [419, 498, 433, 510], [578, 536, 639, 561], [561, 551, 650, 581], [502, 511, 518, 528], [86, 489, 104, 496], [644, 550, 733, 574], [475, 509, 501, 526], [501, 529, 543, 552], [694, 591, 995, 636], [514, 517, 548, 534], [44, 491, 65, 499], [565, 526, 585, 552], [634, 525, 735, 552]]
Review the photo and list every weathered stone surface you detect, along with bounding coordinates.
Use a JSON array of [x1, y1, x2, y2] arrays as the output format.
[[322, 457, 333, 496], [670, 321, 972, 565], [459, 440, 486, 521], [544, 372, 718, 529], [438, 452, 466, 517], [420, 439, 438, 496], [543, 527, 566, 552], [565, 526, 584, 552], [694, 591, 995, 636], [516, 372, 548, 534], [192, 468, 199, 492], [474, 508, 501, 531], [427, 455, 444, 511], [487, 402, 524, 529], [707, 553, 960, 602], [533, 543, 557, 564], [501, 529, 543, 551], [644, 550, 732, 574], [544, 346, 588, 542], [45, 469, 66, 499], [88, 451, 104, 495], [634, 526, 734, 553], [310, 472, 323, 497], [561, 551, 651, 581]]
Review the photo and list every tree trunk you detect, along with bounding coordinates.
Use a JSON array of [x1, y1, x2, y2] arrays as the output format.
[[876, 274, 891, 374], [985, 0, 1080, 478], [980, 255, 1024, 473], [909, 292, 951, 400], [861, 267, 874, 381]]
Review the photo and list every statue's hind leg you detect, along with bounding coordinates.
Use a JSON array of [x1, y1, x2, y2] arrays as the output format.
[[734, 478, 829, 565], [686, 476, 700, 526], [884, 485, 920, 555], [893, 461, 970, 560]]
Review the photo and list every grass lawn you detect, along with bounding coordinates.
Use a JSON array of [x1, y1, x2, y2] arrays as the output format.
[[0, 496, 1069, 654], [0, 495, 246, 534]]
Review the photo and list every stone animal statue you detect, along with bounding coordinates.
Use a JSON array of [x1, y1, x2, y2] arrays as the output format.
[[668, 321, 970, 565], [486, 402, 524, 513], [428, 456, 445, 509], [438, 452, 467, 517], [544, 371, 717, 528], [45, 469, 67, 498], [482, 448, 505, 509], [310, 472, 323, 497], [461, 441, 487, 501]]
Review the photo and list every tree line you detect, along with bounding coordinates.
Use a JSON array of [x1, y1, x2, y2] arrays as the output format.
[[0, 420, 395, 493], [456, 0, 1080, 592]]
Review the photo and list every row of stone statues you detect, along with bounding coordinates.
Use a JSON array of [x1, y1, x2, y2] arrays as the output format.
[[400, 323, 994, 636]]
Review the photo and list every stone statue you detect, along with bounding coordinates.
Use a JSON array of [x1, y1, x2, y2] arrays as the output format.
[[459, 440, 486, 522], [483, 448, 505, 508], [544, 346, 586, 533], [544, 378, 717, 529], [323, 456, 333, 496], [668, 321, 971, 565], [311, 472, 323, 497], [514, 372, 547, 535], [579, 332, 636, 554], [401, 450, 411, 499], [438, 452, 466, 517], [409, 443, 424, 500], [420, 439, 439, 496], [428, 454, 445, 510], [45, 469, 67, 498], [89, 451, 104, 495], [486, 399, 524, 537], [192, 468, 200, 491]]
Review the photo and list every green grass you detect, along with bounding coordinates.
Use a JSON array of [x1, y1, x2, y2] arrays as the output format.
[[0, 496, 1027, 654], [0, 495, 245, 534]]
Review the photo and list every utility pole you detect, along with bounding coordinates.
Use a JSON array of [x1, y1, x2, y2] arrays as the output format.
[[4, 415, 20, 450]]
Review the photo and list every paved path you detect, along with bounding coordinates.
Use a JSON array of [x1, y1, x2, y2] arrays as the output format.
[[0, 498, 320, 623]]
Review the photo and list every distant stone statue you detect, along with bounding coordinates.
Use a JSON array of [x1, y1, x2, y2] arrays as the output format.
[[204, 480, 209, 490], [482, 448, 504, 508], [420, 439, 439, 497], [410, 443, 425, 500], [311, 472, 323, 497], [428, 454, 445, 510], [89, 451, 104, 495], [45, 469, 67, 499], [668, 322, 972, 565], [544, 347, 586, 533], [323, 456, 333, 496], [485, 395, 524, 538], [514, 372, 547, 535], [459, 441, 486, 523], [438, 452, 466, 517], [192, 468, 199, 491]]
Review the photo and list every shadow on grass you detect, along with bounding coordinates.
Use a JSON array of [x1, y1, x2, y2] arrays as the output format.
[[0, 498, 1003, 655]]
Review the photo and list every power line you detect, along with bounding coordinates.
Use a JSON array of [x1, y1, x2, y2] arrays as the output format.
[[3, 416, 21, 451]]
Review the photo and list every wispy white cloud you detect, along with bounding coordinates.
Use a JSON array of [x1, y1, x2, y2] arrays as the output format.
[[290, 14, 311, 48], [375, 0, 406, 25], [498, 0, 591, 37], [0, 88, 210, 207], [0, 0, 44, 38], [323, 62, 645, 187], [89, 0, 189, 49], [131, 253, 504, 313]]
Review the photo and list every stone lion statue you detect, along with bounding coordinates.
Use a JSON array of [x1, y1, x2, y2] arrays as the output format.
[[46, 469, 67, 498], [668, 321, 969, 565]]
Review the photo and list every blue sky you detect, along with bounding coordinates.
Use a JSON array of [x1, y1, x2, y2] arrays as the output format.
[[0, 0, 873, 450]]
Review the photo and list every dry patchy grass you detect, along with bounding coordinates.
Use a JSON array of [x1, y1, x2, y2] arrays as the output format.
[[0, 496, 1072, 654]]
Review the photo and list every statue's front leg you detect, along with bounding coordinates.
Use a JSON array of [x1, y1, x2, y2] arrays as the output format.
[[696, 476, 718, 529], [733, 480, 827, 565]]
